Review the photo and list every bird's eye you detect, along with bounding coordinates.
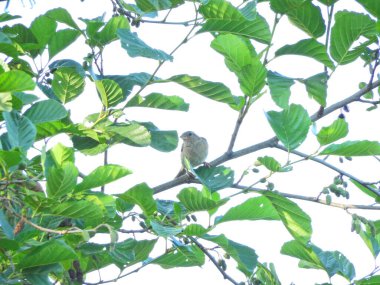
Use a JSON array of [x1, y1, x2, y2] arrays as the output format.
[[188, 132, 192, 136]]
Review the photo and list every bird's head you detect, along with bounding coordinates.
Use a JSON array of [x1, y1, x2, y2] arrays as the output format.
[[180, 131, 198, 141]]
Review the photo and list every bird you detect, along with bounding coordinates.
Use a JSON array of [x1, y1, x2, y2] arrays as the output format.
[[175, 131, 209, 178]]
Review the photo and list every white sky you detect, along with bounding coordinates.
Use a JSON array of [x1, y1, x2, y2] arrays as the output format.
[[4, 0, 380, 284]]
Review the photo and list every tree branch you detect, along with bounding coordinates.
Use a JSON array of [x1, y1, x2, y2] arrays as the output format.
[[274, 144, 380, 197], [231, 185, 380, 210], [190, 237, 240, 285]]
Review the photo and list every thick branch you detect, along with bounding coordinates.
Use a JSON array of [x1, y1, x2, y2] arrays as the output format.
[[275, 144, 380, 197]]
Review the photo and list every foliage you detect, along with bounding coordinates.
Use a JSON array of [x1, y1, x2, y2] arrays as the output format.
[[0, 0, 380, 284]]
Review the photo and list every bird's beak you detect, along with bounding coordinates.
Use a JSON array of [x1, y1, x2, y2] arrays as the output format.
[[180, 133, 186, 139]]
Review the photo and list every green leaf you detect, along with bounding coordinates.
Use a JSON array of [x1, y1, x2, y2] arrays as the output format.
[[72, 135, 108, 155], [150, 220, 182, 238], [45, 8, 80, 30], [30, 15, 57, 49], [177, 187, 227, 212], [281, 240, 323, 270], [152, 245, 205, 268], [275, 39, 335, 70], [263, 191, 312, 243], [215, 196, 280, 224], [330, 11, 376, 65], [202, 234, 258, 276], [356, 0, 380, 19], [267, 71, 295, 108], [75, 164, 132, 192], [96, 16, 129, 45], [127, 93, 189, 111], [281, 240, 355, 280], [317, 118, 348, 146], [46, 200, 103, 221], [0, 150, 22, 168], [118, 183, 157, 216], [167, 74, 239, 107], [46, 162, 78, 198], [0, 238, 19, 250], [320, 140, 380, 156], [108, 122, 151, 147], [103, 73, 153, 98], [258, 156, 289, 172], [23, 99, 67, 124], [183, 224, 209, 236], [194, 165, 234, 192], [95, 79, 124, 108], [0, 13, 21, 23], [141, 122, 178, 152], [17, 240, 76, 269], [266, 104, 311, 150], [0, 92, 12, 112], [350, 179, 380, 202], [48, 29, 81, 59], [52, 67, 85, 103], [0, 70, 35, 92], [211, 34, 267, 96], [49, 59, 85, 77], [357, 276, 380, 285], [4, 111, 36, 151], [271, 0, 325, 38], [303, 72, 328, 106], [45, 143, 75, 169], [359, 224, 380, 258], [199, 0, 271, 44], [118, 29, 173, 61], [135, 0, 184, 12]]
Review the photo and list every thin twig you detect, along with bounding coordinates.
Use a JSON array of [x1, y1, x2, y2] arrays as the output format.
[[274, 144, 380, 197], [190, 237, 240, 285], [230, 185, 380, 210]]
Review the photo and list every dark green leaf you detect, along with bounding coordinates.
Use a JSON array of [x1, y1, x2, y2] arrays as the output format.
[[152, 245, 205, 268], [267, 71, 294, 108], [177, 187, 227, 212], [17, 240, 76, 269], [183, 224, 209, 236], [199, 0, 271, 44], [215, 196, 280, 224], [263, 191, 312, 243], [118, 29, 173, 61], [49, 59, 85, 77], [0, 238, 19, 250], [4, 111, 36, 151], [48, 29, 81, 59], [52, 67, 85, 103], [118, 183, 157, 216], [24, 99, 67, 124], [104, 73, 153, 98], [320, 140, 380, 156], [194, 165, 234, 192], [303, 72, 328, 106], [0, 13, 21, 23], [0, 70, 35, 92], [330, 11, 376, 65], [0, 150, 22, 168], [211, 34, 267, 96], [359, 224, 380, 258], [75, 164, 132, 192], [46, 162, 78, 198], [317, 118, 348, 146], [275, 39, 335, 70], [142, 122, 178, 152], [72, 135, 108, 155], [258, 156, 289, 172], [127, 93, 189, 111], [202, 234, 258, 276], [266, 104, 311, 150]]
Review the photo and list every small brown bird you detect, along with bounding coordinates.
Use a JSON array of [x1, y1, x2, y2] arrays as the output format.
[[175, 131, 209, 178]]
